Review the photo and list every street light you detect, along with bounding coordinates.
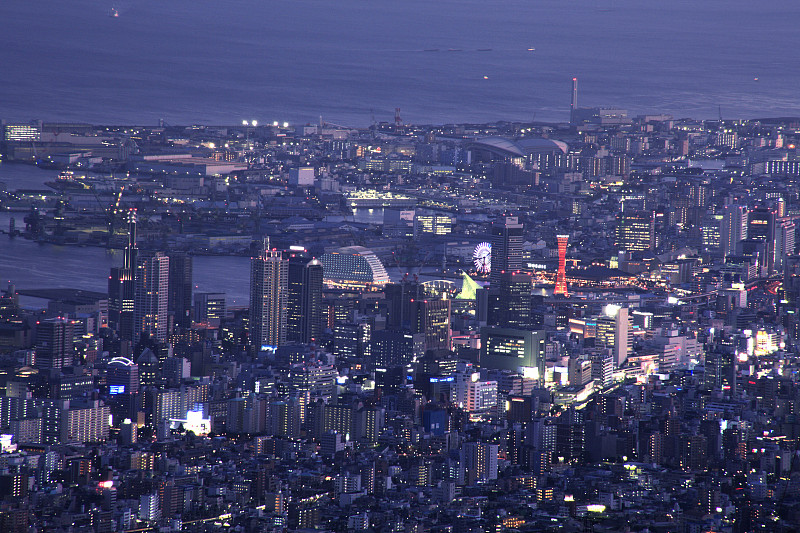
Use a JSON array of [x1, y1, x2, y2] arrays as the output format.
[[242, 120, 249, 126], [251, 120, 258, 127]]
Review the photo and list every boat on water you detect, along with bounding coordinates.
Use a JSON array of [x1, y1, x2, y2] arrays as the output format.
[[477, 48, 492, 52], [110, 8, 119, 17], [447, 48, 463, 52], [46, 171, 88, 191]]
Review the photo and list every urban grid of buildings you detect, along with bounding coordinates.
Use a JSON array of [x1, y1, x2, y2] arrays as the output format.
[[2, 91, 800, 532]]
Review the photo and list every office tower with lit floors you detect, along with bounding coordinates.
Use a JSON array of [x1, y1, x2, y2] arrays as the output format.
[[194, 292, 227, 326], [596, 306, 631, 367], [554, 234, 569, 296], [490, 216, 524, 285], [134, 252, 170, 343], [384, 281, 451, 351], [34, 318, 74, 369], [747, 206, 776, 272], [286, 247, 323, 344], [108, 209, 138, 341], [721, 205, 747, 258], [615, 211, 655, 252], [497, 271, 532, 329], [250, 238, 288, 349]]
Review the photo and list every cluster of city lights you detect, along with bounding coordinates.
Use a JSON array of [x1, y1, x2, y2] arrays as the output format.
[[242, 120, 290, 128]]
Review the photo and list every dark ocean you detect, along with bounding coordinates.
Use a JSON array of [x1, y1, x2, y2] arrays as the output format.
[[2, 0, 800, 126]]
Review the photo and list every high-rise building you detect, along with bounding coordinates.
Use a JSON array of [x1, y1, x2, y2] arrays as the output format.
[[250, 238, 288, 349], [570, 77, 578, 125], [773, 217, 796, 273], [371, 329, 425, 371], [35, 318, 74, 369], [747, 206, 776, 271], [615, 211, 655, 252], [286, 247, 323, 344], [136, 348, 159, 388], [167, 252, 192, 330], [333, 323, 369, 361], [747, 206, 774, 242], [554, 235, 569, 296], [480, 327, 545, 385], [463, 442, 499, 485], [385, 282, 423, 330], [384, 282, 451, 351], [490, 216, 524, 285], [63, 400, 111, 444], [591, 352, 614, 387], [497, 271, 532, 329], [194, 292, 227, 325], [107, 356, 139, 395], [108, 210, 138, 340], [596, 307, 631, 367], [567, 356, 592, 387], [134, 252, 170, 343]]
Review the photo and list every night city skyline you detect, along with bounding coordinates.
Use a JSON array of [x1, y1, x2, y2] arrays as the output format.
[[4, 1, 800, 532]]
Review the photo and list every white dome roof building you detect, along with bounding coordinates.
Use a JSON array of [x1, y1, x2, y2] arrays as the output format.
[[320, 246, 390, 291]]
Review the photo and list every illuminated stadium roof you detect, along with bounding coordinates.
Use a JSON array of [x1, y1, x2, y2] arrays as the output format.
[[468, 137, 569, 158], [320, 246, 390, 290]]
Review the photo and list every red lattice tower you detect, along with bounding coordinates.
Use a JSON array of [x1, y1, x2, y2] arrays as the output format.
[[554, 234, 569, 296]]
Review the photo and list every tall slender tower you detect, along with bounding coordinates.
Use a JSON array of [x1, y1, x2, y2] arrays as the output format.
[[109, 209, 138, 340], [250, 238, 288, 349], [721, 205, 746, 258], [490, 216, 524, 285], [168, 252, 193, 330], [286, 247, 323, 344], [554, 235, 569, 296], [570, 77, 578, 125], [134, 251, 170, 343]]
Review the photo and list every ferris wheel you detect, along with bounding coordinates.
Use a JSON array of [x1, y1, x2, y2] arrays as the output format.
[[473, 242, 492, 274]]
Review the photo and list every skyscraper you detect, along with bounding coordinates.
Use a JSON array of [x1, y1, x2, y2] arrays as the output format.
[[490, 216, 524, 285], [721, 204, 747, 257], [554, 234, 569, 296], [570, 77, 578, 125], [108, 209, 137, 341], [35, 318, 74, 369], [596, 306, 631, 367], [384, 281, 451, 351], [497, 271, 532, 329], [250, 238, 288, 349], [134, 252, 170, 343], [167, 252, 193, 331], [286, 247, 323, 344], [194, 292, 227, 326], [773, 217, 796, 273], [747, 206, 777, 272], [463, 442, 499, 485], [615, 211, 655, 252]]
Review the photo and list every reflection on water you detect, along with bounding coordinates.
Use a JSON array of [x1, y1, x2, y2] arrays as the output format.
[[351, 208, 384, 225], [0, 163, 57, 191], [0, 228, 251, 307]]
